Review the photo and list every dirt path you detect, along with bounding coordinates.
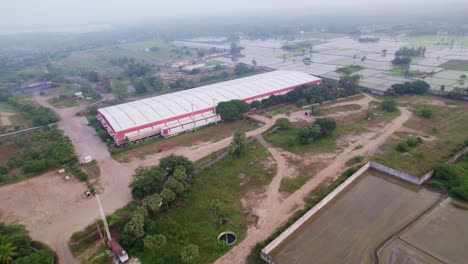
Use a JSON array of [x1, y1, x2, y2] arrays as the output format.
[[0, 112, 13, 126], [0, 93, 384, 264], [214, 107, 412, 264]]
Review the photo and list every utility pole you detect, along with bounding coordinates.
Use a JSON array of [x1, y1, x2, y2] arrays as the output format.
[[96, 194, 112, 245]]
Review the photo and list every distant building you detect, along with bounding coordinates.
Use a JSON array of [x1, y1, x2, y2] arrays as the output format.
[[74, 92, 84, 99]]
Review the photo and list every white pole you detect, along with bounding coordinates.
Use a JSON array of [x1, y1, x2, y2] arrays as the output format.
[[96, 194, 112, 242]]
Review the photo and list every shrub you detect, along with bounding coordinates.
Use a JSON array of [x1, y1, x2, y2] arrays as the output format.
[[216, 100, 249, 121], [382, 99, 397, 112], [396, 142, 410, 152], [419, 108, 433, 118], [275, 118, 290, 130], [346, 156, 364, 166]]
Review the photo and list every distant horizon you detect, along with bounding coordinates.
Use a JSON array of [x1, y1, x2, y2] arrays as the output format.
[[2, 1, 468, 35]]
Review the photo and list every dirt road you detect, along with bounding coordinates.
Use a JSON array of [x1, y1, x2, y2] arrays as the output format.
[[214, 107, 412, 264], [0, 94, 276, 264], [0, 93, 394, 264]]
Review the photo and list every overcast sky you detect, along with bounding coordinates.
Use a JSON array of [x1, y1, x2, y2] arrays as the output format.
[[3, 0, 468, 33]]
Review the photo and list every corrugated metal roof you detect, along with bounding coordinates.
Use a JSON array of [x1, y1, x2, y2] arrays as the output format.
[[98, 70, 320, 132]]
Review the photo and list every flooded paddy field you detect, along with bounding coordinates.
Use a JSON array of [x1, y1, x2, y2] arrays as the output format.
[[269, 170, 440, 264], [380, 197, 468, 264], [239, 35, 468, 93]]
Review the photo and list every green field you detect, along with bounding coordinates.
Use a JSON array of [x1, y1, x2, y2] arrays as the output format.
[[205, 60, 224, 67], [373, 97, 468, 176], [263, 122, 360, 155], [439, 60, 468, 71], [135, 140, 275, 263], [336, 65, 364, 75]]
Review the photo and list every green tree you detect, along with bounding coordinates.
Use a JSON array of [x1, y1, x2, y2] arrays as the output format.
[[313, 118, 337, 137], [129, 166, 164, 199], [161, 188, 176, 210], [275, 118, 290, 130], [159, 155, 194, 175], [50, 138, 76, 164], [144, 234, 166, 253], [338, 74, 361, 95], [180, 244, 199, 264], [143, 194, 162, 215], [123, 213, 145, 238], [216, 100, 250, 121], [166, 177, 185, 195], [11, 250, 54, 264], [210, 199, 223, 224], [0, 236, 18, 264], [86, 71, 99, 82], [112, 81, 128, 102], [229, 131, 247, 157], [382, 99, 397, 112]]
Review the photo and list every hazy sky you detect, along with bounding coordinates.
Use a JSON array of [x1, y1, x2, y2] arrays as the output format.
[[3, 0, 468, 33]]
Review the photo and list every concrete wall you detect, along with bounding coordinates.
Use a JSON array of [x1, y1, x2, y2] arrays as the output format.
[[0, 125, 46, 140], [261, 163, 371, 262], [368, 162, 423, 185]]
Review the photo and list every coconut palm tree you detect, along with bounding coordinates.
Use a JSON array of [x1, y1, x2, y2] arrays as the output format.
[[0, 236, 18, 264]]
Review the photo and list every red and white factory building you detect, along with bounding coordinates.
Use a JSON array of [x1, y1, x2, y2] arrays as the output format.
[[97, 70, 321, 145]]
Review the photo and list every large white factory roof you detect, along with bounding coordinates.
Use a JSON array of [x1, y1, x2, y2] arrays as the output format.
[[98, 70, 320, 132]]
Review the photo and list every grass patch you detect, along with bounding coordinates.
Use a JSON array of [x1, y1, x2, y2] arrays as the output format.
[[336, 65, 364, 75], [372, 98, 468, 175], [439, 60, 468, 71], [66, 165, 89, 182], [319, 104, 361, 115], [263, 105, 298, 116], [346, 156, 364, 166], [112, 120, 259, 162], [263, 122, 359, 155], [47, 97, 79, 108], [205, 60, 224, 67], [135, 140, 274, 263]]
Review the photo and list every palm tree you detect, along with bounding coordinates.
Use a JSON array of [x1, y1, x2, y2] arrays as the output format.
[[0, 236, 18, 264], [143, 194, 162, 215], [180, 244, 199, 264], [144, 234, 166, 253], [161, 188, 176, 210]]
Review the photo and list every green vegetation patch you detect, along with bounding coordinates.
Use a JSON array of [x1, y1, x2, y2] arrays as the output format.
[[263, 121, 359, 155], [205, 60, 224, 67], [119, 40, 168, 51], [427, 153, 468, 201], [372, 100, 468, 176], [439, 60, 468, 71], [0, 126, 77, 185], [336, 65, 364, 75], [135, 140, 274, 263]]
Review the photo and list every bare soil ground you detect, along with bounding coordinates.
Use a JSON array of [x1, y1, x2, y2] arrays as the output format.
[[0, 92, 410, 264], [215, 106, 412, 264], [0, 112, 13, 126]]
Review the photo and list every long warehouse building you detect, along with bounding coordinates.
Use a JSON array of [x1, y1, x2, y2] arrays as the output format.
[[97, 70, 321, 145]]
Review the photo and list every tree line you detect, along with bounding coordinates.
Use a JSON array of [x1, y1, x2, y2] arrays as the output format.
[[0, 90, 58, 126], [123, 155, 195, 260], [216, 76, 361, 121]]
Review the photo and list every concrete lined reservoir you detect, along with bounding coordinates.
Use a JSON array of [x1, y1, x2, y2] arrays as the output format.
[[269, 171, 440, 264]]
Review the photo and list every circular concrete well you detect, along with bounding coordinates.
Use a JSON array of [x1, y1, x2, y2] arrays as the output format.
[[218, 231, 237, 245]]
